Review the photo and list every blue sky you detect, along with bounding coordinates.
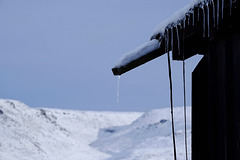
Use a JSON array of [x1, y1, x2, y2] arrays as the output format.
[[0, 0, 202, 111]]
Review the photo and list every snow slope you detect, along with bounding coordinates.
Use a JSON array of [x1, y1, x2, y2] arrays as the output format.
[[0, 99, 141, 160], [0, 99, 191, 160], [92, 107, 191, 160]]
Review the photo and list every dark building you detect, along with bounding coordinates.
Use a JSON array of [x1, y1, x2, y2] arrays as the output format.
[[112, 0, 240, 159]]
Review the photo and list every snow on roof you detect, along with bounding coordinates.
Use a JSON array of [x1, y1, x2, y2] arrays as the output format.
[[112, 0, 237, 75], [152, 0, 211, 38], [114, 0, 209, 69], [114, 39, 160, 68]]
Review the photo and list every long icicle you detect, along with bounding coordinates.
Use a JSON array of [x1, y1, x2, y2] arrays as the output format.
[[207, 3, 210, 37], [202, 5, 206, 37], [183, 54, 188, 160], [166, 29, 169, 54], [192, 11, 195, 26], [171, 28, 174, 53], [182, 24, 188, 160], [212, 0, 216, 27], [217, 0, 220, 26], [117, 75, 121, 107], [230, 0, 232, 15], [222, 0, 224, 19], [167, 45, 177, 160], [197, 7, 200, 21], [176, 26, 180, 55], [183, 17, 186, 29]]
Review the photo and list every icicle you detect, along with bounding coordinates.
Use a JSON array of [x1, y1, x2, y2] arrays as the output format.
[[116, 75, 121, 106], [165, 29, 169, 54], [167, 29, 169, 53], [202, 5, 206, 37], [207, 3, 210, 37], [222, 0, 224, 19], [197, 7, 200, 21], [212, 0, 216, 27], [158, 36, 163, 47], [165, 31, 167, 53], [183, 17, 186, 29], [166, 39, 177, 160], [171, 27, 174, 52], [179, 23, 182, 30], [217, 0, 220, 26], [192, 11, 195, 26], [230, 0, 232, 15], [176, 26, 180, 55]]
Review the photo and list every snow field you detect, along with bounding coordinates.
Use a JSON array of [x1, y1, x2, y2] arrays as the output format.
[[0, 99, 141, 160], [0, 99, 191, 160]]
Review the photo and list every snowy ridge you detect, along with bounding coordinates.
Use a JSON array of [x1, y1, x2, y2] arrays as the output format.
[[0, 99, 191, 160], [0, 99, 141, 160], [92, 107, 192, 160]]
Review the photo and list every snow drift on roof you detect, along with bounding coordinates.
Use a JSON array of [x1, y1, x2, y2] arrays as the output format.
[[114, 39, 160, 68], [152, 0, 211, 38], [113, 0, 211, 69]]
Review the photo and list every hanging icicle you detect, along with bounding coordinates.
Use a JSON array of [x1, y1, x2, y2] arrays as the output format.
[[171, 27, 174, 53], [168, 29, 170, 53], [165, 29, 169, 54], [158, 36, 163, 46], [192, 10, 195, 26], [187, 14, 190, 26], [222, 0, 224, 19], [180, 23, 183, 30], [165, 30, 167, 53], [202, 4, 206, 37], [212, 0, 216, 27], [183, 17, 186, 29], [206, 3, 210, 37], [217, 0, 220, 26], [166, 44, 177, 160], [197, 7, 200, 21], [181, 19, 188, 160], [230, 0, 232, 15], [116, 75, 121, 107], [182, 53, 188, 160], [176, 26, 181, 55]]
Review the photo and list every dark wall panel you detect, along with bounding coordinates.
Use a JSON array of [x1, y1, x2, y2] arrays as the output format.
[[192, 29, 240, 160]]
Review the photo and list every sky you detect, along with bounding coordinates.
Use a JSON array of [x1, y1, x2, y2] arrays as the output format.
[[0, 0, 203, 111]]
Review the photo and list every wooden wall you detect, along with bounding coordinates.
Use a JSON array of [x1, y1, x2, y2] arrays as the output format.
[[192, 23, 240, 160]]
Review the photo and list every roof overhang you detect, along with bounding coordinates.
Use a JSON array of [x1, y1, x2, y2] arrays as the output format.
[[112, 0, 239, 76]]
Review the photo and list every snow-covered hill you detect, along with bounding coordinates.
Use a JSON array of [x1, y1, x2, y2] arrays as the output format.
[[0, 99, 141, 160], [92, 107, 191, 160], [0, 99, 191, 160]]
